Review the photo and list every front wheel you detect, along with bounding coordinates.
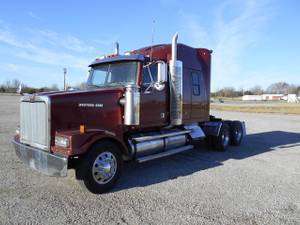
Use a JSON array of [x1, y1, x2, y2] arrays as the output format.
[[76, 141, 123, 194]]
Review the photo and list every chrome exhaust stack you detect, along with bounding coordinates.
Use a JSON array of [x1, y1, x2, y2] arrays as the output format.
[[171, 32, 178, 63], [169, 33, 183, 126]]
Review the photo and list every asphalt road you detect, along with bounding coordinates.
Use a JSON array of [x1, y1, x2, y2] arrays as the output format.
[[0, 95, 300, 225]]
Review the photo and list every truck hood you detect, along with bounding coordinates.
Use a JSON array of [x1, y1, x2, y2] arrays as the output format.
[[37, 87, 125, 143], [35, 86, 124, 98]]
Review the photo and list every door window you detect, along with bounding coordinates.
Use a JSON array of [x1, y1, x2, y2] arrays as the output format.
[[142, 63, 158, 84]]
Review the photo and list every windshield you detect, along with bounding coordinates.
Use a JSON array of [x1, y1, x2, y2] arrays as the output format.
[[87, 61, 138, 87]]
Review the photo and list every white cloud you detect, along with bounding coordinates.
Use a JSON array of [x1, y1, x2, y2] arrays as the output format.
[[0, 20, 120, 87], [0, 22, 111, 87], [92, 36, 120, 47], [179, 0, 273, 90], [213, 0, 270, 85], [178, 11, 210, 47], [12, 47, 90, 69], [0, 28, 20, 47], [0, 63, 20, 72], [28, 11, 41, 20], [0, 26, 95, 70], [39, 30, 97, 53]]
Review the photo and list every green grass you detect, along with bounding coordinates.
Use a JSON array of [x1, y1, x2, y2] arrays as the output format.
[[211, 103, 300, 115]]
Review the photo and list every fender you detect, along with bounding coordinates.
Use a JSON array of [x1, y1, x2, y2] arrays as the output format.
[[51, 129, 130, 157]]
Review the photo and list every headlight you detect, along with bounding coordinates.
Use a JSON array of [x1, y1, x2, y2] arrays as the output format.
[[55, 136, 70, 148]]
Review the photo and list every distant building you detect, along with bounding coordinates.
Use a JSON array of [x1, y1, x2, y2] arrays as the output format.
[[242, 95, 262, 101], [242, 94, 299, 103], [287, 94, 299, 103], [261, 94, 284, 101]]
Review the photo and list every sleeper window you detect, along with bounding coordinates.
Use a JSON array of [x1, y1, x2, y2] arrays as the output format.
[[191, 72, 201, 96]]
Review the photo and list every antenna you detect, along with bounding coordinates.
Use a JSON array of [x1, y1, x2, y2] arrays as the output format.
[[150, 19, 155, 61], [63, 68, 67, 91]]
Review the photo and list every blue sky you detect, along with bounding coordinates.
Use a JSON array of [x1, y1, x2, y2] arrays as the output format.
[[0, 0, 299, 91]]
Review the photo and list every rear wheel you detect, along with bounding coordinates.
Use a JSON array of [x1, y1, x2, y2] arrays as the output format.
[[212, 123, 230, 151], [230, 121, 244, 146], [76, 141, 123, 194]]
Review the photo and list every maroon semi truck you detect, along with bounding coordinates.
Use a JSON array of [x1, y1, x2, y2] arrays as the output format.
[[13, 33, 245, 194]]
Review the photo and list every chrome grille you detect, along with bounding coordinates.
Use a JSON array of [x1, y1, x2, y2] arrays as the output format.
[[20, 96, 50, 151]]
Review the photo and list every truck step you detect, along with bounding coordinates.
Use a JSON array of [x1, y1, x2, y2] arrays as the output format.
[[136, 145, 194, 163]]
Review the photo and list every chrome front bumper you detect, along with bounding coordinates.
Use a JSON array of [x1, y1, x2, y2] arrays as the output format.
[[12, 139, 68, 177]]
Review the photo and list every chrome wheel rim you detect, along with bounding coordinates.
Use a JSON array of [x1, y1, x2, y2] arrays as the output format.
[[92, 152, 117, 184]]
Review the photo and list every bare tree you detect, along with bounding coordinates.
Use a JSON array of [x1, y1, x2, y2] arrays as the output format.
[[267, 82, 299, 94], [12, 79, 21, 89], [287, 84, 298, 94], [267, 82, 289, 94], [250, 85, 264, 95], [50, 84, 59, 91], [2, 79, 21, 92], [76, 82, 87, 90], [5, 80, 11, 89], [212, 87, 241, 98], [298, 87, 300, 96], [0, 84, 5, 92]]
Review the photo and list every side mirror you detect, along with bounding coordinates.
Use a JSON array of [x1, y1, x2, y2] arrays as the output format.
[[155, 61, 167, 91]]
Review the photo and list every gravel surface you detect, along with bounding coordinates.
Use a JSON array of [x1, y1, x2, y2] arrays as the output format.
[[0, 95, 300, 225]]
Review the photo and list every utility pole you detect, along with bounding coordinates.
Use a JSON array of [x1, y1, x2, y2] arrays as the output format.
[[63, 68, 67, 91]]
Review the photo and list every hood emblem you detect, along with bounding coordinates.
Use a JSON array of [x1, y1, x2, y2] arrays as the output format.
[[78, 103, 103, 108], [29, 95, 35, 102]]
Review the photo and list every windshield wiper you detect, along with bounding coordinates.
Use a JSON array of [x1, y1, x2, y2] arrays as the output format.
[[105, 82, 126, 86], [87, 84, 103, 88], [87, 83, 125, 88]]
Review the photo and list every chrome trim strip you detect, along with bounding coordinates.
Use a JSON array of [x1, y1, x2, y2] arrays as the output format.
[[136, 145, 193, 163], [132, 130, 191, 143]]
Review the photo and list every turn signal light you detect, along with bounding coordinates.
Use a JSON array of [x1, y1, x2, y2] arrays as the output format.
[[80, 125, 86, 134]]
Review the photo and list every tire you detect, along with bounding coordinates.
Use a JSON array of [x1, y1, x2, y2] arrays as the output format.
[[230, 121, 244, 146], [212, 123, 230, 151], [205, 135, 214, 150], [76, 140, 123, 194]]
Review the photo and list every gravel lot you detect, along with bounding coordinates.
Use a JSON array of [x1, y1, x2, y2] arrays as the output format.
[[0, 95, 300, 225]]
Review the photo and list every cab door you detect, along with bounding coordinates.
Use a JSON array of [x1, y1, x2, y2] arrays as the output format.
[[139, 63, 168, 128]]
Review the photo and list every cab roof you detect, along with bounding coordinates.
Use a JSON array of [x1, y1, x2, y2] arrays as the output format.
[[89, 54, 144, 67]]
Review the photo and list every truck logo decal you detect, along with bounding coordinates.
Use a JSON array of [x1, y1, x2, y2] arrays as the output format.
[[29, 95, 35, 102], [78, 103, 103, 108]]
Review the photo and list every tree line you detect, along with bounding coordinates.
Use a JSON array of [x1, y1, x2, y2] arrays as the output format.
[[0, 79, 60, 94], [212, 82, 300, 98], [0, 79, 299, 97], [0, 79, 87, 94]]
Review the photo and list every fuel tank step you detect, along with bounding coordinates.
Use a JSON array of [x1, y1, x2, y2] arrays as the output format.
[[136, 145, 194, 163], [132, 130, 191, 143]]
